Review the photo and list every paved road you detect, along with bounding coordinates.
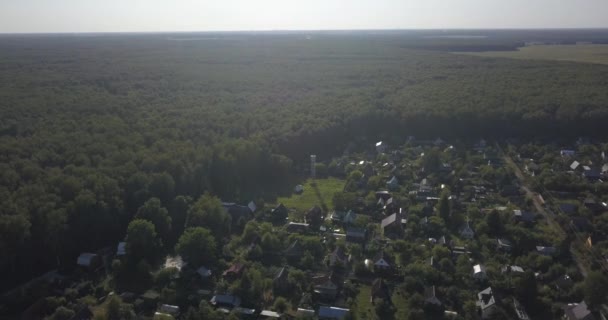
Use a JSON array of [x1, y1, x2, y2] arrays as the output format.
[[501, 148, 589, 277]]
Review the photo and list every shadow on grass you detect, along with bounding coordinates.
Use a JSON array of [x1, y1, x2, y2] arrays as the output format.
[[311, 180, 329, 212]]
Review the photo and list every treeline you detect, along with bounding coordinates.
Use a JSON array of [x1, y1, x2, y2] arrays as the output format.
[[1, 33, 608, 289]]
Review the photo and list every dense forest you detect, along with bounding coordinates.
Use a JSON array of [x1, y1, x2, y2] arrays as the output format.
[[1, 30, 608, 292]]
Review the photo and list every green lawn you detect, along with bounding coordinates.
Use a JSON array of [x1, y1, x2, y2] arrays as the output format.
[[354, 285, 375, 320], [274, 178, 345, 219], [455, 44, 608, 65]]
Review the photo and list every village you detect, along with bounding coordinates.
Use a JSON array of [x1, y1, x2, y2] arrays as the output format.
[[10, 137, 608, 320]]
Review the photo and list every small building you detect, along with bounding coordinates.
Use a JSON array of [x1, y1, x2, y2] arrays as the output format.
[[116, 242, 126, 256], [345, 228, 366, 244], [318, 306, 350, 320], [563, 301, 595, 320], [305, 206, 324, 227], [376, 141, 386, 154], [222, 202, 255, 226], [285, 222, 309, 233], [473, 264, 487, 281], [271, 203, 288, 221], [284, 240, 304, 259], [196, 266, 212, 279], [210, 295, 241, 308], [313, 272, 341, 301], [496, 238, 512, 252], [424, 286, 442, 306], [559, 203, 578, 215], [76, 253, 101, 270], [294, 185, 304, 194], [560, 150, 576, 157], [259, 310, 281, 319], [513, 298, 530, 320], [386, 176, 399, 190], [513, 210, 536, 223], [327, 247, 348, 268], [297, 308, 316, 318], [343, 210, 357, 225], [501, 265, 524, 274], [370, 278, 391, 303], [381, 212, 403, 238], [373, 251, 394, 271], [222, 263, 245, 279], [273, 266, 289, 293], [536, 246, 557, 256], [460, 221, 475, 240], [477, 287, 499, 319], [159, 304, 179, 316]]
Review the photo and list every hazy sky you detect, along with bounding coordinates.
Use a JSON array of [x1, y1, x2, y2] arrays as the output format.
[[1, 0, 607, 33]]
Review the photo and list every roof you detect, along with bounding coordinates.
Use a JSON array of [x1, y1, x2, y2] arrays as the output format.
[[501, 265, 524, 273], [381, 213, 398, 228], [196, 266, 212, 278], [513, 210, 536, 222], [274, 266, 288, 281], [346, 228, 366, 238], [570, 161, 580, 170], [260, 310, 281, 318], [473, 264, 486, 274], [285, 240, 303, 256], [210, 295, 241, 307], [343, 210, 357, 223], [223, 263, 245, 276], [77, 253, 98, 267], [371, 278, 390, 301], [564, 302, 594, 320], [116, 242, 126, 256], [374, 251, 393, 266], [513, 299, 530, 320], [536, 246, 557, 255], [318, 306, 350, 319], [477, 287, 497, 310]]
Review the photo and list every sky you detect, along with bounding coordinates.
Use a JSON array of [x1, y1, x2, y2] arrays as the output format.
[[1, 0, 607, 33]]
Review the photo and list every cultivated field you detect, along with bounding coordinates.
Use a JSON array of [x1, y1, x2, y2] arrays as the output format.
[[456, 44, 608, 65]]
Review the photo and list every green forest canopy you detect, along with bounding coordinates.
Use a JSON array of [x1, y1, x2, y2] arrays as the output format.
[[1, 31, 608, 289]]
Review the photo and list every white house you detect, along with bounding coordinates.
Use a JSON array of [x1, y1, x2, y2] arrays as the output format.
[[473, 264, 487, 280]]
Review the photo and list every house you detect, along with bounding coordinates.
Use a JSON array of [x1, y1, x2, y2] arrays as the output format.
[[373, 251, 394, 271], [386, 176, 399, 190], [513, 298, 530, 320], [343, 210, 357, 224], [196, 266, 212, 279], [513, 210, 536, 223], [559, 203, 578, 215], [159, 304, 179, 316], [583, 198, 605, 213], [375, 190, 391, 201], [570, 217, 592, 232], [305, 206, 324, 227], [555, 275, 574, 292], [271, 203, 288, 221], [477, 287, 499, 319], [273, 267, 289, 293], [327, 247, 348, 268], [222, 202, 255, 225], [76, 253, 101, 270], [259, 310, 281, 319], [376, 141, 386, 154], [583, 168, 601, 181], [284, 240, 304, 259], [285, 222, 309, 233], [370, 278, 391, 303], [297, 308, 316, 318], [473, 264, 487, 281], [570, 160, 581, 171], [381, 212, 403, 238], [345, 228, 366, 244], [210, 295, 241, 308], [496, 238, 512, 252], [222, 263, 245, 279], [501, 265, 524, 274], [116, 242, 126, 256], [561, 150, 576, 157], [318, 306, 350, 320], [536, 246, 557, 256], [294, 185, 304, 194], [459, 221, 475, 239], [424, 286, 442, 306], [313, 272, 341, 300], [563, 301, 595, 320]]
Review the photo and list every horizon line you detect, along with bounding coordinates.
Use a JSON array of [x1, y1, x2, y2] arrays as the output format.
[[2, 27, 608, 35]]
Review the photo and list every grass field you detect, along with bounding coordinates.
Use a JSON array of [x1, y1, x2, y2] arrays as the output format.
[[354, 285, 375, 319], [274, 178, 345, 218], [456, 44, 608, 65]]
